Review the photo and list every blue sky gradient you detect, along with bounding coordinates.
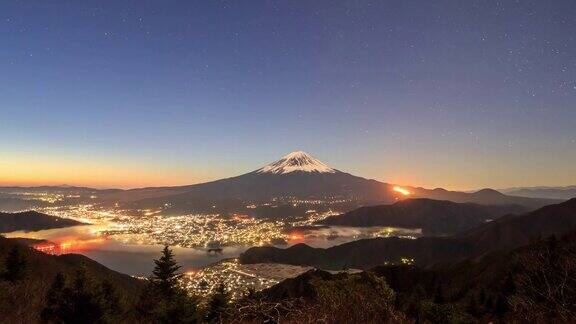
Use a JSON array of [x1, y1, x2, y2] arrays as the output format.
[[1, 1, 575, 189]]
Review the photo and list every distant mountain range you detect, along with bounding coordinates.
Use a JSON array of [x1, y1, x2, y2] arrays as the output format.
[[500, 186, 576, 200], [320, 198, 528, 236], [0, 211, 83, 233], [0, 151, 564, 214], [240, 198, 576, 269]]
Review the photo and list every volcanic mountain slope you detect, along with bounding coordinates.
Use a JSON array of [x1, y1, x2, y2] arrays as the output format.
[[0, 211, 83, 233], [118, 151, 558, 213], [240, 198, 576, 269], [0, 152, 559, 212], [320, 198, 527, 235]]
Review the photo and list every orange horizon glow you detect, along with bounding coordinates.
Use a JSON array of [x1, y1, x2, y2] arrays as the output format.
[[3, 153, 575, 191], [0, 155, 215, 189]]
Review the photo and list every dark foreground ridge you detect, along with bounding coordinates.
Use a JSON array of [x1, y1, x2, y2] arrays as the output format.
[[230, 230, 576, 323], [0, 236, 144, 323]]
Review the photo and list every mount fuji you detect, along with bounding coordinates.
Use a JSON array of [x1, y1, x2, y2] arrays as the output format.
[[107, 151, 560, 215], [255, 151, 338, 174]]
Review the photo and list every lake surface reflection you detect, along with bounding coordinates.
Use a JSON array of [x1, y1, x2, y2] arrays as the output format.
[[5, 224, 420, 276]]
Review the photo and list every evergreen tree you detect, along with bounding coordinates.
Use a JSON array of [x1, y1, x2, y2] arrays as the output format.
[[152, 246, 182, 297], [138, 246, 201, 323], [205, 282, 230, 323], [64, 267, 105, 323], [502, 272, 516, 296], [3, 245, 27, 282], [40, 268, 121, 324], [495, 272, 517, 317], [41, 272, 67, 322], [99, 279, 122, 322]]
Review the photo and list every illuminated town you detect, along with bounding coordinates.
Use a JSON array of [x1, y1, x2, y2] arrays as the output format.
[[1, 189, 420, 296], [2, 189, 419, 250], [180, 259, 306, 299]]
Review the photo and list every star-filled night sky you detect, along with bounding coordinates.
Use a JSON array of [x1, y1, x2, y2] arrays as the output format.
[[1, 1, 575, 189]]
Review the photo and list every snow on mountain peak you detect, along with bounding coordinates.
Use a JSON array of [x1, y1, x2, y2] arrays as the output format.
[[256, 151, 337, 174]]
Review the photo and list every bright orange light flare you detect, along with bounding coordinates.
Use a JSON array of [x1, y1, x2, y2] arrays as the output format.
[[393, 186, 411, 196], [288, 233, 304, 240]]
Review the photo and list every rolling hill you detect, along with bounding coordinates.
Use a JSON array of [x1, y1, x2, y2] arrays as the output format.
[[0, 236, 144, 322], [320, 198, 527, 235], [240, 198, 576, 269], [0, 211, 83, 233]]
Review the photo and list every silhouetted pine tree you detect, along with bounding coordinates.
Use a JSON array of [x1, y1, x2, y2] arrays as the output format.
[[63, 267, 105, 323], [152, 246, 182, 297], [40, 268, 121, 324], [41, 272, 66, 322], [99, 278, 122, 321], [205, 282, 230, 323], [495, 272, 517, 317], [3, 245, 27, 282], [138, 246, 201, 323]]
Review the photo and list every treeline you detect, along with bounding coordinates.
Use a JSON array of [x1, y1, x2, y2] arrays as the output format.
[[2, 245, 230, 324], [0, 244, 234, 323]]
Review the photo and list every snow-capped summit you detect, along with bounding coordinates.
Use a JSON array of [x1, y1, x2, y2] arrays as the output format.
[[255, 151, 337, 174]]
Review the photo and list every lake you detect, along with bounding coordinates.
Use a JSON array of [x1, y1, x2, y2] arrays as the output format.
[[5, 224, 421, 276]]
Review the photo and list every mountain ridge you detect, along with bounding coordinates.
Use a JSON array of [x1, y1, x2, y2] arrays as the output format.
[[119, 152, 559, 213], [1, 152, 562, 211], [0, 211, 84, 233], [320, 198, 527, 235], [240, 198, 576, 269]]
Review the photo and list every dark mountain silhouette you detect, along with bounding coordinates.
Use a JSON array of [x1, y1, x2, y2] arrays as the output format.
[[0, 236, 144, 322], [453, 197, 576, 251], [320, 198, 527, 235], [240, 198, 576, 269], [249, 230, 576, 322], [0, 211, 83, 233]]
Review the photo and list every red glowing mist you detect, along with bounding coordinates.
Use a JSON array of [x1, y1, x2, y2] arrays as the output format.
[[32, 237, 105, 255]]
